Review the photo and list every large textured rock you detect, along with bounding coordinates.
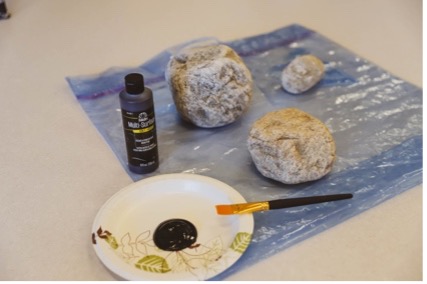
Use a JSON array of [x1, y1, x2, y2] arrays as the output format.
[[247, 108, 336, 184], [165, 44, 253, 128]]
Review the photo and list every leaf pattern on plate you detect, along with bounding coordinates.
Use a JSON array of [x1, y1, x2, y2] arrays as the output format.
[[92, 227, 252, 279], [230, 232, 252, 253], [94, 227, 118, 249], [135, 230, 151, 255], [135, 255, 171, 273], [120, 233, 135, 258]]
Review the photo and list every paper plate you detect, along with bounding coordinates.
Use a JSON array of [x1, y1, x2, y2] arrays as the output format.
[[91, 173, 254, 280]]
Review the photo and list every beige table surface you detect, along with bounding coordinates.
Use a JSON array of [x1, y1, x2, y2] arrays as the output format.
[[0, 0, 422, 280]]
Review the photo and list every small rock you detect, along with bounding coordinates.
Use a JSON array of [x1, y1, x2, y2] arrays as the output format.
[[281, 54, 325, 94]]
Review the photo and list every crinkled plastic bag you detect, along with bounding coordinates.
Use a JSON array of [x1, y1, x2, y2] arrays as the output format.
[[66, 24, 422, 279]]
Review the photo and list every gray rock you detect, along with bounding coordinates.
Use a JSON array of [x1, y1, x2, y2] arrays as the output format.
[[165, 44, 253, 128], [247, 108, 336, 184], [281, 54, 325, 94]]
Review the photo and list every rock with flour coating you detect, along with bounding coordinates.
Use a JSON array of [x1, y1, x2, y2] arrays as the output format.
[[247, 108, 336, 184], [165, 44, 253, 128], [281, 54, 325, 94]]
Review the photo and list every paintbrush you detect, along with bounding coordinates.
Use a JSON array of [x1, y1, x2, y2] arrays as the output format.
[[215, 193, 353, 215]]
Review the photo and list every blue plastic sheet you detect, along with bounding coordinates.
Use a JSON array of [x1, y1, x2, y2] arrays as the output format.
[[66, 24, 422, 280]]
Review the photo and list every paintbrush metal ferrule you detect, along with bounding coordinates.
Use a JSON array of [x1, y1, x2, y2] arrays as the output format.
[[216, 201, 269, 215]]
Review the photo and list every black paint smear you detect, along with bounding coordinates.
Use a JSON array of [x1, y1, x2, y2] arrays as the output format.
[[153, 219, 198, 251]]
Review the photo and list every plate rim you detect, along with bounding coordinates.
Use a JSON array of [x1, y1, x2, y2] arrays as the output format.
[[91, 173, 254, 280]]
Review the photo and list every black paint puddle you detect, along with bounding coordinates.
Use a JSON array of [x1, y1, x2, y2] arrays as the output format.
[[153, 219, 198, 251]]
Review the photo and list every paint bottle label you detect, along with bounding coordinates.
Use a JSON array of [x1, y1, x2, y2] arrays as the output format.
[[121, 108, 158, 168]]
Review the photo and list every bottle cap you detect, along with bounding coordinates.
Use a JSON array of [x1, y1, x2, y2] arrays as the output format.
[[125, 73, 145, 94]]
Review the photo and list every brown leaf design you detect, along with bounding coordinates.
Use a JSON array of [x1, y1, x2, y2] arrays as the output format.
[[92, 233, 97, 244]]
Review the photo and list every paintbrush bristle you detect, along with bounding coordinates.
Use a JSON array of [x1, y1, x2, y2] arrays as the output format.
[[215, 205, 234, 215]]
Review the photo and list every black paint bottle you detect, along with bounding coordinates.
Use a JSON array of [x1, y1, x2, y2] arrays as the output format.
[[120, 73, 159, 174]]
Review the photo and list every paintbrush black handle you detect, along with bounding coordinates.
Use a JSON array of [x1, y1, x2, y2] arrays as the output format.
[[268, 193, 353, 210]]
